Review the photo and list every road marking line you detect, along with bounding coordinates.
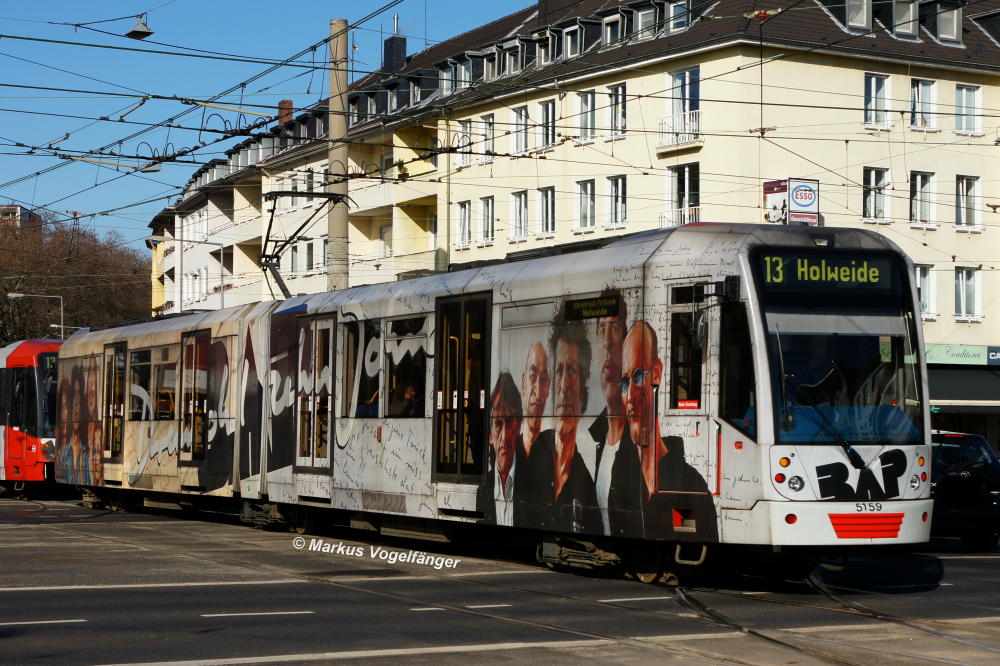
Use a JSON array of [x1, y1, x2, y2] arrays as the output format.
[[631, 632, 741, 642], [0, 619, 87, 626], [201, 611, 314, 618], [451, 569, 548, 577], [0, 580, 307, 592], [466, 604, 512, 609], [97, 639, 616, 665], [598, 595, 672, 603], [410, 607, 446, 611]]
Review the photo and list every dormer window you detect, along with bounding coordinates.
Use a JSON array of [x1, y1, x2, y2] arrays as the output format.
[[348, 98, 359, 125], [457, 59, 471, 89], [894, 0, 917, 36], [604, 16, 622, 44], [387, 87, 398, 113], [636, 9, 656, 40], [549, 32, 562, 60], [440, 65, 454, 95], [497, 50, 508, 76], [366, 94, 376, 117], [846, 0, 871, 30], [564, 27, 580, 57], [506, 48, 520, 73], [538, 37, 550, 63], [938, 5, 960, 40], [485, 54, 496, 79], [668, 2, 688, 31], [411, 78, 422, 104]]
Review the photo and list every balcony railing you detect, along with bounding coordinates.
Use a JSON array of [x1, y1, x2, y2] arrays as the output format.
[[659, 206, 701, 228], [658, 110, 702, 149]]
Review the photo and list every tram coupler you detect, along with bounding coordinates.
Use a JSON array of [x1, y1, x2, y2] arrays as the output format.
[[537, 536, 621, 569]]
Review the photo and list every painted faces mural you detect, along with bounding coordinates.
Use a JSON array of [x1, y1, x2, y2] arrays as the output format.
[[55, 355, 102, 485], [486, 288, 718, 541]]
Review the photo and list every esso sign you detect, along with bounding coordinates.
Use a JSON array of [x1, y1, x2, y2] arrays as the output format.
[[792, 186, 816, 205], [788, 179, 819, 213]]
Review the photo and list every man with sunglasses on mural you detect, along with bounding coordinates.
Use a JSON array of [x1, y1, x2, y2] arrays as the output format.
[[589, 289, 643, 537], [621, 321, 718, 540]]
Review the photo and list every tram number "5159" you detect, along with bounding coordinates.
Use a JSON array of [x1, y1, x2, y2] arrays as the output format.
[[855, 502, 883, 512]]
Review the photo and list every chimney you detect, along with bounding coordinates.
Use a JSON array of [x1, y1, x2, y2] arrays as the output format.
[[278, 99, 293, 125], [382, 16, 406, 73]]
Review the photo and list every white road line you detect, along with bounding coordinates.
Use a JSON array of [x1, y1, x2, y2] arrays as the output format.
[[597, 595, 673, 603], [0, 618, 87, 626], [97, 639, 616, 666], [632, 631, 742, 642], [409, 607, 446, 611], [466, 603, 512, 609], [201, 611, 315, 618], [0, 580, 307, 592]]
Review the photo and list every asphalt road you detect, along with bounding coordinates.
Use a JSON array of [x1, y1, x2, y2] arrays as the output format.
[[2, 497, 1000, 665]]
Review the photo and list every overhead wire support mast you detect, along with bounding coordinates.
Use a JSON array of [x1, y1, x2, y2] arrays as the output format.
[[259, 191, 349, 299]]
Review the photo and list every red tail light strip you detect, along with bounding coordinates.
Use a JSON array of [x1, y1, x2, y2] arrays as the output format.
[[828, 513, 904, 539]]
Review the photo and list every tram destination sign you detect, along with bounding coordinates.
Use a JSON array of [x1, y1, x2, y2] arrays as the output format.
[[758, 252, 897, 293]]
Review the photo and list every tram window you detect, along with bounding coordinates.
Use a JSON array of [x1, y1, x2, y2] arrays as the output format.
[[10, 368, 25, 428], [23, 368, 37, 436], [386, 316, 427, 418], [719, 302, 756, 437], [154, 358, 177, 420], [129, 350, 152, 421], [669, 312, 702, 409], [672, 284, 705, 305], [342, 320, 381, 417], [38, 353, 58, 438]]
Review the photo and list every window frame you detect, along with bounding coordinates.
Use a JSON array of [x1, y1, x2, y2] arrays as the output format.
[[894, 0, 917, 36], [577, 179, 596, 231], [578, 90, 596, 142], [510, 190, 528, 241], [862, 166, 890, 223], [909, 78, 936, 130], [955, 175, 980, 231], [604, 16, 622, 44], [954, 84, 980, 134], [608, 83, 627, 137], [607, 175, 627, 228], [512, 106, 529, 153], [916, 264, 936, 319], [564, 26, 580, 57], [538, 186, 556, 237], [539, 99, 556, 147], [479, 195, 495, 245], [864, 73, 890, 129], [954, 267, 980, 320], [909, 170, 935, 229], [846, 0, 871, 30], [456, 200, 472, 249]]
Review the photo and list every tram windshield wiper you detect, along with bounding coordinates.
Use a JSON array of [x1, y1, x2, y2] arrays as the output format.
[[794, 366, 866, 470]]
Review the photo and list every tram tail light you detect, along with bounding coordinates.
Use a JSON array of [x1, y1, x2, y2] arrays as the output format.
[[785, 514, 798, 525], [774, 473, 786, 483]]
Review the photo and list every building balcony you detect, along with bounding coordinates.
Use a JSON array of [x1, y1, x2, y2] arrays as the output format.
[[657, 110, 703, 152], [349, 176, 437, 214], [659, 206, 701, 228]]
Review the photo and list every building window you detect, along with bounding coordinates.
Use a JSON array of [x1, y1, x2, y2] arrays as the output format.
[[608, 175, 627, 227], [457, 201, 471, 249], [609, 83, 626, 136], [909, 171, 934, 226], [538, 186, 555, 236], [862, 167, 889, 222], [440, 66, 453, 96], [496, 49, 507, 76], [366, 94, 376, 118], [578, 90, 596, 141], [457, 119, 472, 167], [305, 169, 315, 203], [847, 0, 870, 29], [458, 59, 472, 89], [604, 16, 621, 44], [511, 191, 528, 240], [564, 27, 580, 56], [916, 265, 935, 317], [938, 6, 960, 40], [955, 85, 979, 133], [636, 9, 656, 40], [537, 39, 549, 64], [539, 100, 556, 147], [480, 196, 495, 244], [411, 79, 422, 104], [548, 31, 561, 60], [669, 1, 688, 31], [387, 87, 398, 113], [290, 246, 298, 274], [321, 236, 328, 267], [954, 267, 979, 318], [577, 180, 595, 230], [667, 163, 700, 226], [864, 73, 888, 128], [513, 106, 529, 153], [910, 79, 934, 129], [955, 176, 979, 230], [481, 114, 495, 159], [306, 240, 315, 271], [894, 0, 917, 36], [506, 48, 520, 74], [348, 99, 359, 125]]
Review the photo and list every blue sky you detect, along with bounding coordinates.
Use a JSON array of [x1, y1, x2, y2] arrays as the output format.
[[0, 0, 530, 249]]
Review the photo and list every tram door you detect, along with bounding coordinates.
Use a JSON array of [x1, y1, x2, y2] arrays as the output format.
[[295, 316, 334, 470], [179, 330, 210, 463], [102, 342, 126, 460], [433, 294, 491, 481]]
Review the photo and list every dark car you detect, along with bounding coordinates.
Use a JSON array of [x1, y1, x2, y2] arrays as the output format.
[[930, 431, 1000, 551]]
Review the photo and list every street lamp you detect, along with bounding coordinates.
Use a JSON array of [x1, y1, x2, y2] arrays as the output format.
[[7, 292, 65, 338], [147, 235, 227, 311]]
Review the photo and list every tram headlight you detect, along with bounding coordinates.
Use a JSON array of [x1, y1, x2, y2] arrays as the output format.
[[787, 476, 804, 492], [909, 474, 921, 490]]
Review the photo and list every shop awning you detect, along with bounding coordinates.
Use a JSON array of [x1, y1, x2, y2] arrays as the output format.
[[928, 366, 1000, 413]]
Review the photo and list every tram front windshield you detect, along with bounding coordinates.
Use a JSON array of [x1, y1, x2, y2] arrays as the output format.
[[754, 250, 922, 445]]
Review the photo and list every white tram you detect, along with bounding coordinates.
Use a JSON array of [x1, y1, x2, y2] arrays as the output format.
[[55, 224, 932, 573]]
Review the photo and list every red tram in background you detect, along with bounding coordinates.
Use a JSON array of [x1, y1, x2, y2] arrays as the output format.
[[0, 340, 61, 488]]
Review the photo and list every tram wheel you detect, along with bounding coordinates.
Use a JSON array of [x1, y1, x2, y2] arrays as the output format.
[[627, 544, 663, 584]]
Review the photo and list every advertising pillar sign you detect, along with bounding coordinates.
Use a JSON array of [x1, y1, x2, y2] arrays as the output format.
[[788, 178, 820, 226], [763, 180, 788, 224]]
